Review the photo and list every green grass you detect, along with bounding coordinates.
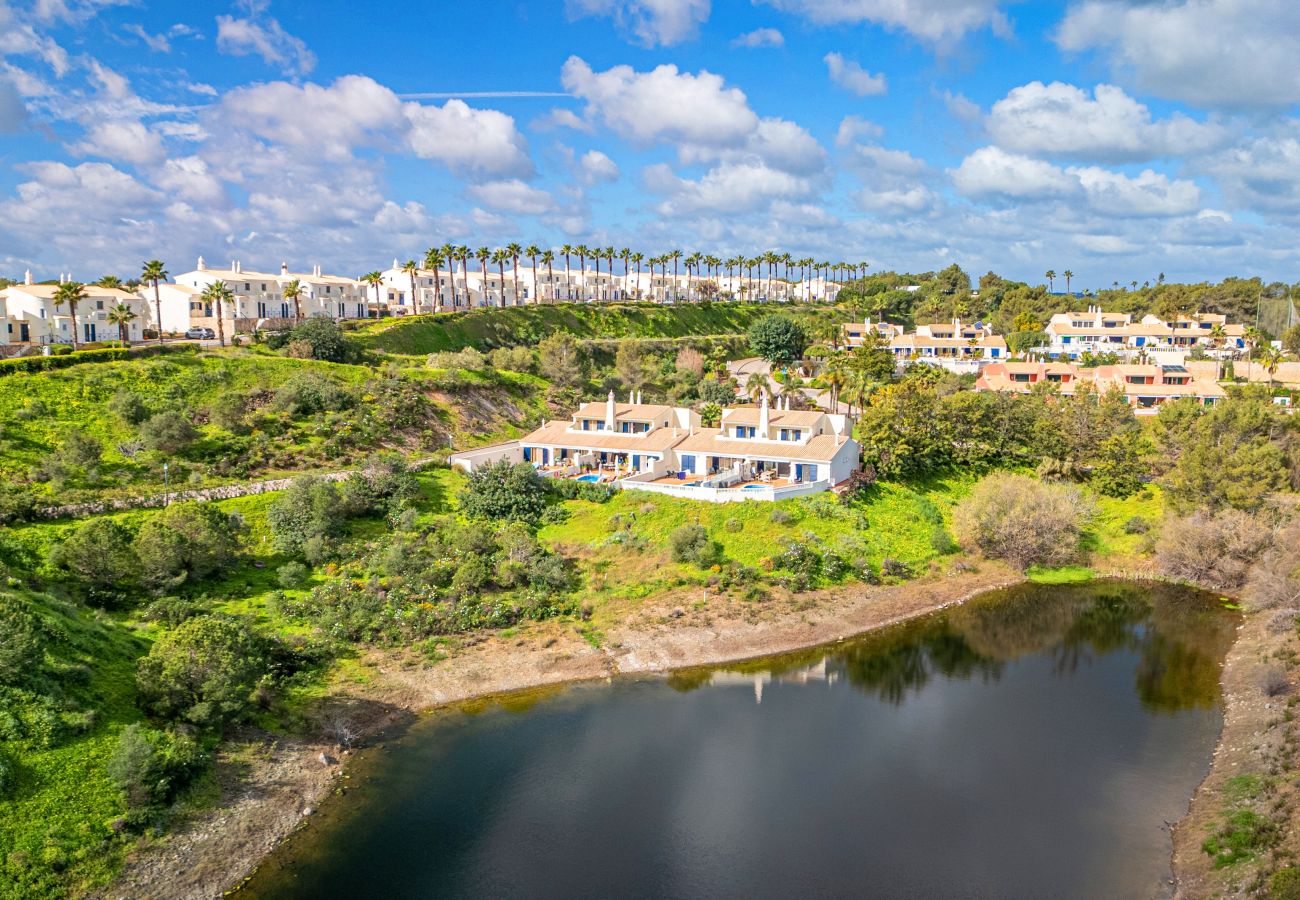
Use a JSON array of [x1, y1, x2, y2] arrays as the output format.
[[1026, 565, 1096, 584], [351, 302, 847, 355], [1084, 486, 1164, 559]]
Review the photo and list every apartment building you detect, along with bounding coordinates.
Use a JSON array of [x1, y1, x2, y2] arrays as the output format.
[[2, 272, 148, 345], [1046, 308, 1246, 360], [842, 317, 1006, 371], [975, 361, 1226, 412]]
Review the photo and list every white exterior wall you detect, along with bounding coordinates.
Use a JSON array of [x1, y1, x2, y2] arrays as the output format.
[[448, 441, 522, 473]]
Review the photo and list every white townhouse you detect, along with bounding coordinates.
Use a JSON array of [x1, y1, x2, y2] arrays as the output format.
[[842, 317, 1007, 372], [1, 272, 148, 345], [1046, 308, 1246, 360], [451, 391, 861, 503], [157, 258, 367, 335]]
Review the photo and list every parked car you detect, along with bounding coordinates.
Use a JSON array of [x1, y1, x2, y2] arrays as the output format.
[[185, 327, 216, 340]]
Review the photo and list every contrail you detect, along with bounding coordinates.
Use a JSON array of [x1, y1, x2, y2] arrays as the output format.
[[399, 91, 571, 99]]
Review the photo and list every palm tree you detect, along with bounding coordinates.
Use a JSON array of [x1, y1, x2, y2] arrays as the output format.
[[361, 271, 384, 317], [423, 248, 445, 313], [669, 249, 682, 302], [541, 250, 555, 303], [141, 259, 168, 344], [1262, 346, 1285, 386], [475, 247, 491, 307], [399, 260, 419, 314], [198, 281, 232, 346], [492, 248, 509, 308], [1063, 270, 1073, 294], [440, 242, 459, 308], [631, 252, 644, 299], [619, 247, 631, 299], [1045, 269, 1056, 292], [575, 244, 589, 301], [506, 242, 523, 305], [822, 355, 848, 410], [526, 244, 541, 304], [283, 278, 305, 321], [96, 275, 123, 289], [744, 371, 768, 402], [53, 281, 87, 349], [106, 303, 136, 346], [561, 244, 573, 301], [603, 247, 616, 301]]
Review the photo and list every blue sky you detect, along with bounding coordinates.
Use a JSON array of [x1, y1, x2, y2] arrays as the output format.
[[1, 0, 1298, 287]]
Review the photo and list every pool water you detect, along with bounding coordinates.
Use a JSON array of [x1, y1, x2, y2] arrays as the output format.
[[575, 474, 600, 483], [742, 483, 767, 490]]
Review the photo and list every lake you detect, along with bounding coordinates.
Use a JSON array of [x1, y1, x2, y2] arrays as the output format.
[[242, 580, 1237, 899]]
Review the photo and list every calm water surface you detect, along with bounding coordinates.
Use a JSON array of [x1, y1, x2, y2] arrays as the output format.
[[244, 581, 1237, 899]]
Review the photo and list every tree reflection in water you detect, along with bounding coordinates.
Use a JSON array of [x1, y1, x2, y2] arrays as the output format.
[[689, 581, 1237, 711]]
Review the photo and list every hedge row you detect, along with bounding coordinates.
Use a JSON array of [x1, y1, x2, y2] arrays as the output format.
[[0, 342, 199, 375]]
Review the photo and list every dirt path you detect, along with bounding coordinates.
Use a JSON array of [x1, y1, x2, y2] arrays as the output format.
[[1173, 607, 1300, 898], [105, 564, 1018, 899]]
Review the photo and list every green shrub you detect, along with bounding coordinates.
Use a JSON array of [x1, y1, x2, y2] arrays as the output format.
[[671, 524, 720, 567], [460, 460, 548, 525], [272, 372, 355, 416], [545, 478, 616, 503], [0, 593, 45, 687], [1123, 515, 1150, 535], [272, 318, 361, 363], [0, 343, 197, 375], [1270, 868, 1300, 900], [49, 518, 139, 592], [138, 409, 199, 454], [268, 477, 347, 562], [277, 561, 310, 589], [953, 473, 1094, 571], [108, 390, 150, 426], [133, 503, 239, 589], [136, 616, 267, 728], [107, 723, 208, 814], [1202, 809, 1279, 868]]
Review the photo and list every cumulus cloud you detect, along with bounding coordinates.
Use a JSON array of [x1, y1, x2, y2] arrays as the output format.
[[0, 77, 26, 133], [1197, 135, 1300, 214], [987, 81, 1224, 161], [216, 2, 315, 76], [405, 99, 534, 179], [951, 146, 1078, 200], [1056, 0, 1300, 108], [758, 0, 1011, 44], [824, 52, 886, 96], [579, 149, 620, 184], [856, 185, 937, 215], [566, 0, 709, 47], [561, 56, 757, 148], [153, 155, 227, 205], [124, 23, 172, 53], [72, 119, 165, 164], [732, 27, 784, 48], [0, 3, 71, 75], [645, 160, 814, 214], [951, 146, 1201, 217], [467, 179, 555, 216], [835, 114, 883, 147]]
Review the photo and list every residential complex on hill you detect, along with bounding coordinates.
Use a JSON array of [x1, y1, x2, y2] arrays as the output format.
[[451, 391, 861, 503], [843, 317, 1007, 372], [1045, 308, 1246, 359]]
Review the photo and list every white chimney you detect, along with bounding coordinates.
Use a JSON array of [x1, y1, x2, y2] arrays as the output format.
[[392, 258, 399, 269], [280, 262, 289, 276], [197, 256, 206, 271], [759, 389, 770, 435], [23, 269, 32, 285], [605, 390, 616, 431], [313, 264, 321, 277]]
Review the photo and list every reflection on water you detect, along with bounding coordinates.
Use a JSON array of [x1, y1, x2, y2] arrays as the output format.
[[243, 580, 1237, 900]]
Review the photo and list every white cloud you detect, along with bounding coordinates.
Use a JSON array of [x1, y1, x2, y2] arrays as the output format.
[[215, 6, 315, 76], [758, 0, 1010, 44], [951, 147, 1078, 200], [467, 179, 555, 216], [645, 160, 814, 214], [1056, 0, 1300, 108], [579, 149, 620, 184], [835, 114, 883, 147], [561, 56, 757, 149], [0, 76, 26, 132], [1072, 166, 1201, 217], [852, 143, 927, 176], [1073, 233, 1136, 255], [124, 23, 172, 53], [856, 185, 937, 215], [154, 156, 226, 205], [0, 3, 70, 76], [823, 52, 886, 96], [533, 108, 593, 133], [732, 27, 784, 48], [566, 0, 710, 47], [951, 146, 1202, 217], [72, 120, 165, 165], [986, 81, 1224, 161], [405, 99, 534, 179], [1197, 136, 1300, 214]]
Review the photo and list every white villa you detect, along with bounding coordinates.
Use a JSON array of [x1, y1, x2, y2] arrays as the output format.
[[450, 391, 861, 503], [842, 317, 1007, 372], [158, 258, 370, 335], [1046, 308, 1246, 361], [2, 272, 149, 345]]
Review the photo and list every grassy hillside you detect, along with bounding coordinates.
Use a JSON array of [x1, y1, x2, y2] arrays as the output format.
[[0, 349, 550, 505], [350, 302, 846, 355]]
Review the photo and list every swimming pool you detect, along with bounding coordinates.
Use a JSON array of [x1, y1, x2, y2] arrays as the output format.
[[576, 474, 601, 483], [742, 483, 767, 491]]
